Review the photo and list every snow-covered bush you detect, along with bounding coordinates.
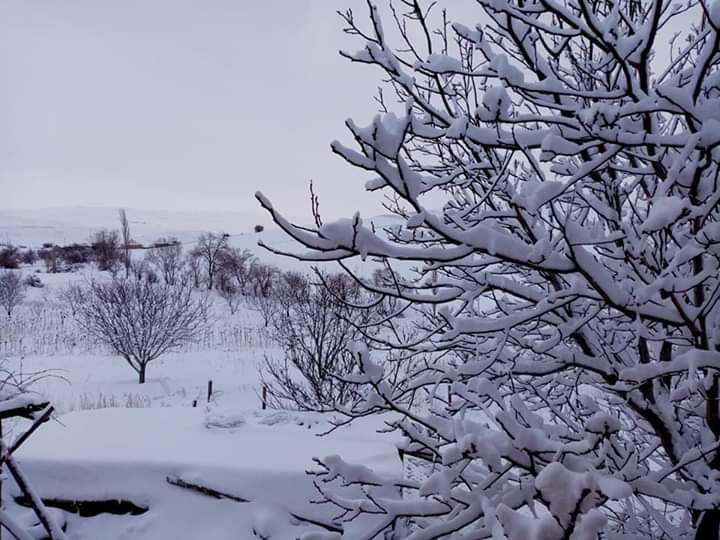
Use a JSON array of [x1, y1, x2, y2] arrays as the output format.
[[259, 1, 720, 538], [23, 274, 43, 289]]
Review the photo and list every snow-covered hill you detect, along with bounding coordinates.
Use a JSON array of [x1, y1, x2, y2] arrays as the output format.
[[0, 206, 269, 248], [0, 206, 404, 274]]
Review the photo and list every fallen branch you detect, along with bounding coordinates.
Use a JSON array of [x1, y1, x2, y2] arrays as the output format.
[[165, 475, 343, 534], [166, 475, 249, 503]]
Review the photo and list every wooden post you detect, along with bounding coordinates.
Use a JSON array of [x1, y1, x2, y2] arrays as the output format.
[[207, 380, 213, 403]]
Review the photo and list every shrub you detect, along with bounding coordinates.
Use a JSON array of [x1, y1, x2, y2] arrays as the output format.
[[0, 247, 19, 269], [0, 270, 26, 317], [259, 271, 374, 411]]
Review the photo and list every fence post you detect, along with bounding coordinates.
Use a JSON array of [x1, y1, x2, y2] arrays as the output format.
[[207, 380, 213, 403]]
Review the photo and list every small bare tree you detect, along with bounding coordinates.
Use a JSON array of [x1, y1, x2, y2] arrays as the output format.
[[246, 262, 280, 326], [38, 246, 63, 273], [191, 232, 230, 290], [68, 277, 209, 383], [0, 246, 19, 269], [118, 208, 131, 278], [90, 229, 121, 273], [0, 271, 26, 318], [247, 261, 278, 298], [216, 247, 255, 294], [217, 282, 243, 315], [260, 271, 374, 411], [145, 237, 183, 285]]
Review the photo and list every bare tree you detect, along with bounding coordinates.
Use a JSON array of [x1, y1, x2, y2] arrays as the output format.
[[68, 277, 209, 383], [38, 246, 63, 273], [20, 249, 37, 265], [0, 246, 19, 269], [191, 232, 229, 290], [257, 1, 720, 538], [260, 271, 374, 411], [216, 247, 255, 294], [0, 271, 26, 318], [90, 229, 121, 273], [184, 251, 202, 289], [247, 261, 278, 298], [118, 208, 131, 278], [217, 282, 242, 315], [246, 262, 281, 326], [145, 237, 183, 285]]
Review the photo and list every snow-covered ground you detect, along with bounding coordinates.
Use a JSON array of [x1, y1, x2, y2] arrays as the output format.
[[0, 208, 405, 539], [9, 408, 399, 539]]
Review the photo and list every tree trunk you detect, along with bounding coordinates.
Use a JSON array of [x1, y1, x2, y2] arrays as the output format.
[[138, 365, 146, 384]]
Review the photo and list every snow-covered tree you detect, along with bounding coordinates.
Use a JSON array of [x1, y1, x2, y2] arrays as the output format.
[[258, 0, 720, 538]]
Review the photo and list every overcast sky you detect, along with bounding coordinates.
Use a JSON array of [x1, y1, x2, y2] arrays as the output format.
[[0, 1, 392, 219], [1, 1, 693, 221]]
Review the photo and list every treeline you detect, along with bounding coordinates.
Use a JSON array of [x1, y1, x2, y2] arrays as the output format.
[[0, 231, 126, 273], [0, 231, 277, 287]]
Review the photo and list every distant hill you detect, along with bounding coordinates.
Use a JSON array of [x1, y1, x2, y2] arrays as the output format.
[[0, 206, 404, 275], [0, 206, 267, 248]]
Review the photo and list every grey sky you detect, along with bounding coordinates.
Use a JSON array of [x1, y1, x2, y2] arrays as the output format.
[[0, 1, 384, 219], [1, 1, 693, 221]]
